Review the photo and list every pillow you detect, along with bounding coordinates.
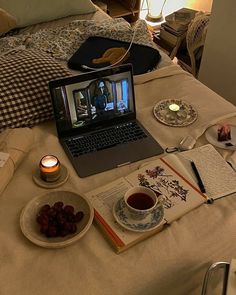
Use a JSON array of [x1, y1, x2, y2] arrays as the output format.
[[0, 50, 72, 132], [0, 0, 97, 28], [0, 8, 16, 35]]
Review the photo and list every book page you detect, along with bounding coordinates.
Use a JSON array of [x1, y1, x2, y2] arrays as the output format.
[[85, 177, 164, 246], [179, 144, 236, 200], [125, 158, 205, 223], [162, 153, 196, 183]]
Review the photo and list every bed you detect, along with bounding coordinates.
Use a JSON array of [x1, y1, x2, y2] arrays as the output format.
[[1, 1, 236, 295]]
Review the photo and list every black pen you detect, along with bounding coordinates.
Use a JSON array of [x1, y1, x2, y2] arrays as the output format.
[[190, 160, 206, 193]]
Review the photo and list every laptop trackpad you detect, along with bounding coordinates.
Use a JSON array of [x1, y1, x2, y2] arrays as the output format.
[[75, 145, 132, 177], [74, 142, 151, 178]]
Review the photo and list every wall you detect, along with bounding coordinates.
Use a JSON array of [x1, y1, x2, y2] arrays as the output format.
[[198, 0, 236, 105], [163, 0, 212, 15], [184, 0, 212, 12], [140, 0, 212, 24]]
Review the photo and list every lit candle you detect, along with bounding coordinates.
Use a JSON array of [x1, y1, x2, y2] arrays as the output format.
[[169, 103, 180, 112], [39, 155, 61, 182]]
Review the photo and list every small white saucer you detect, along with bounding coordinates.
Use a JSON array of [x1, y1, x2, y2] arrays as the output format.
[[32, 164, 69, 188], [205, 125, 236, 150], [113, 198, 164, 232]]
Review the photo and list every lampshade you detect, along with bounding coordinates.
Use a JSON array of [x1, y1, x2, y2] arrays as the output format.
[[145, 0, 167, 22]]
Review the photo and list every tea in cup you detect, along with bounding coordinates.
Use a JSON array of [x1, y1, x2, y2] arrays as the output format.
[[124, 186, 159, 220]]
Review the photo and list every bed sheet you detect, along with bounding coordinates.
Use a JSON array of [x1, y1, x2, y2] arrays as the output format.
[[1, 61, 236, 295], [1, 6, 236, 295]]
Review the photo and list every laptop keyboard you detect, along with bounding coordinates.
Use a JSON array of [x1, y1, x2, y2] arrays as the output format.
[[65, 122, 148, 157]]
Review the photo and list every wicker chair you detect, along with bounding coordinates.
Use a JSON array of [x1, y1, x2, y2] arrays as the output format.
[[177, 12, 210, 77]]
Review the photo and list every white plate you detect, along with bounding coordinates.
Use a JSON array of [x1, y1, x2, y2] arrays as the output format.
[[205, 125, 236, 150], [153, 99, 198, 127], [113, 198, 164, 233], [20, 191, 94, 248]]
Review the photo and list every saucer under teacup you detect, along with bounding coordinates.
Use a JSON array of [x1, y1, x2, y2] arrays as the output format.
[[113, 198, 164, 232]]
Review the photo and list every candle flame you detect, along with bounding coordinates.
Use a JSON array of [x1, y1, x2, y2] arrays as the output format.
[[40, 155, 60, 173], [41, 155, 58, 167], [169, 103, 180, 112]]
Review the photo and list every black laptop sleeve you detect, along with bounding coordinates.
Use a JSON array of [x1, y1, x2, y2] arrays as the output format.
[[68, 36, 161, 75]]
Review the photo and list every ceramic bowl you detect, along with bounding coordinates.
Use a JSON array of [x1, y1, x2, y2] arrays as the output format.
[[20, 190, 94, 248]]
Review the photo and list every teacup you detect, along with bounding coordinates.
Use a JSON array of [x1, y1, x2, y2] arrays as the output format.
[[124, 186, 160, 220]]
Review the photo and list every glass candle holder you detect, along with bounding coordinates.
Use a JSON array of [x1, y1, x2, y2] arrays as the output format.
[[39, 155, 61, 182]]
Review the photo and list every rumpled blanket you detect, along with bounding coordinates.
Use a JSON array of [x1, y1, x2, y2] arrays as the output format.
[[0, 128, 34, 195], [0, 18, 157, 61]]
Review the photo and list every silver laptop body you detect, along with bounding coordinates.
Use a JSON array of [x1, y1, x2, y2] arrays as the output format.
[[49, 64, 163, 177]]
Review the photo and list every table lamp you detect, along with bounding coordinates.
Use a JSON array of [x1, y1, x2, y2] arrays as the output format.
[[145, 0, 167, 22]]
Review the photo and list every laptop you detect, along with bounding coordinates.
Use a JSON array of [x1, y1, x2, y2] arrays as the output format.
[[49, 64, 163, 178]]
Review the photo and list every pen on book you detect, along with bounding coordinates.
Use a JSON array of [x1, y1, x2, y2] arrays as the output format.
[[190, 160, 206, 194]]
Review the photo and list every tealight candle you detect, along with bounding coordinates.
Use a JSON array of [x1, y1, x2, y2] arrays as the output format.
[[169, 103, 180, 112], [39, 155, 61, 182]]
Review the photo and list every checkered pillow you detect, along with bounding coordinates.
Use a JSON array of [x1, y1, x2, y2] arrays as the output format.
[[0, 49, 72, 132]]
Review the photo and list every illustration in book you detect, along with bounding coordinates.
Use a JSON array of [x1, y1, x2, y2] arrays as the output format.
[[125, 158, 205, 223]]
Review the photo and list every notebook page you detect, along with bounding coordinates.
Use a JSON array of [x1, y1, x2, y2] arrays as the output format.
[[179, 144, 236, 199]]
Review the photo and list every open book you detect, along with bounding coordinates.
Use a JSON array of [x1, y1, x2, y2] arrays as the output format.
[[85, 144, 236, 253]]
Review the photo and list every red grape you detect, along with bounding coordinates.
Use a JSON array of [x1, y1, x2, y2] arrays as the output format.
[[64, 205, 74, 214], [75, 211, 84, 222], [53, 201, 64, 211], [36, 201, 84, 238]]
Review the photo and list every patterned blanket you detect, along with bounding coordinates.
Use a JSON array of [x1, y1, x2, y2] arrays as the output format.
[[0, 18, 156, 61]]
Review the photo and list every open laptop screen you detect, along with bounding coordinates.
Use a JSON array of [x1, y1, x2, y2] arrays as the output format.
[[49, 64, 135, 136]]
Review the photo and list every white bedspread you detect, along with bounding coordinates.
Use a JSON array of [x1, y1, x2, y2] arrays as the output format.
[[1, 65, 236, 295]]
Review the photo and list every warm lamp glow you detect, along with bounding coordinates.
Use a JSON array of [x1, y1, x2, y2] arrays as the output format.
[[185, 0, 212, 11], [140, 0, 212, 24], [145, 0, 167, 22]]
